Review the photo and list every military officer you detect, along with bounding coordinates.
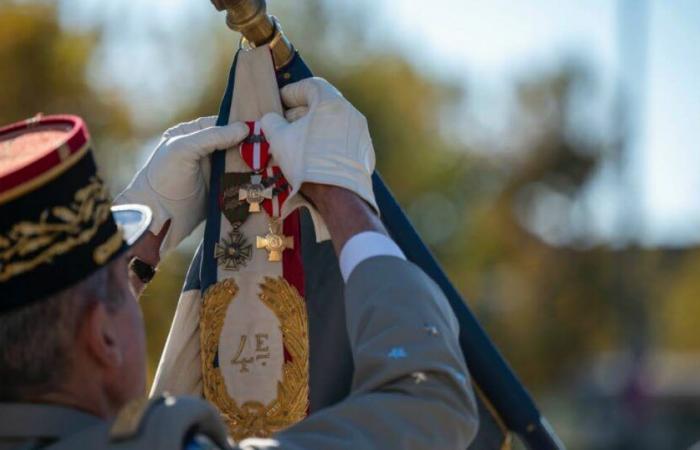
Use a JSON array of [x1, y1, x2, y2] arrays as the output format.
[[0, 78, 478, 449]]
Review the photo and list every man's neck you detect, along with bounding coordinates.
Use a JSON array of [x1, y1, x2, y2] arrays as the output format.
[[27, 380, 117, 420]]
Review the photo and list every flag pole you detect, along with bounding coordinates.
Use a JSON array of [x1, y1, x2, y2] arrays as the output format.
[[210, 0, 295, 70]]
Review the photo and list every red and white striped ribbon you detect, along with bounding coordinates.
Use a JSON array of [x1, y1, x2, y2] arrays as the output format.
[[239, 121, 271, 172], [262, 166, 290, 218]]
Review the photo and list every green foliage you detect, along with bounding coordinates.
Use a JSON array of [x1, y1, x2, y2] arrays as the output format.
[[0, 3, 133, 141]]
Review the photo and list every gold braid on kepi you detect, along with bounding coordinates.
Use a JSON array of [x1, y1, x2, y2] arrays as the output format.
[[0, 115, 152, 313]]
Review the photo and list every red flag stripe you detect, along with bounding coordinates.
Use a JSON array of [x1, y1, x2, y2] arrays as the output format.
[[282, 210, 305, 297]]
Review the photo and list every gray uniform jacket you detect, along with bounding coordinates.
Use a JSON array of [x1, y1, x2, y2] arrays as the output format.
[[0, 256, 479, 449]]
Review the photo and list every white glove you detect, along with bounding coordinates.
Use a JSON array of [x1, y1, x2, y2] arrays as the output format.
[[115, 116, 249, 256], [260, 77, 378, 241]]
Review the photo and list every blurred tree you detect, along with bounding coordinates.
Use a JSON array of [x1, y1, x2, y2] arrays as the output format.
[[404, 64, 624, 387], [0, 2, 134, 157], [656, 249, 700, 350]]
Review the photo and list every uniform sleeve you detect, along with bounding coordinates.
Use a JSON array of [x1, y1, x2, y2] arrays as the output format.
[[184, 434, 226, 450], [237, 255, 479, 450], [338, 231, 405, 281]]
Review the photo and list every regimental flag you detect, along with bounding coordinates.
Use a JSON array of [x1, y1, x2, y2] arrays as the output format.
[[151, 48, 308, 442], [151, 47, 515, 449]]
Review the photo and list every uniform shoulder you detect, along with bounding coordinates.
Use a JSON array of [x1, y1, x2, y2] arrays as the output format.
[[108, 394, 230, 450]]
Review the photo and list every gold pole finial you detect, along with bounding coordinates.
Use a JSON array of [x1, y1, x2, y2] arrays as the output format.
[[210, 0, 295, 69]]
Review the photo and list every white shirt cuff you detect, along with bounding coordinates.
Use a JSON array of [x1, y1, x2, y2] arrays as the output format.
[[339, 231, 406, 282]]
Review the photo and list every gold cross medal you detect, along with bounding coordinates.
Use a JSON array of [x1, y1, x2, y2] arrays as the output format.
[[239, 175, 274, 213], [256, 219, 294, 262]]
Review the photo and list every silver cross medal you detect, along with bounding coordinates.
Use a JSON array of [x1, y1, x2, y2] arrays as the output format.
[[239, 175, 274, 213]]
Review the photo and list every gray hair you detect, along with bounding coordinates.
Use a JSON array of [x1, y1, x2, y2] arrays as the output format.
[[0, 263, 124, 400]]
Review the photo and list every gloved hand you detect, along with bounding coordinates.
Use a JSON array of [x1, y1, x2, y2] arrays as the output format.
[[115, 116, 249, 256], [260, 77, 378, 241]]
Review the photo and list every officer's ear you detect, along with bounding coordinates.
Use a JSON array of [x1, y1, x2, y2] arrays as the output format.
[[80, 299, 123, 370]]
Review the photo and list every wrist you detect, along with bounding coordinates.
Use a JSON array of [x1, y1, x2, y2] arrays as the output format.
[[300, 183, 386, 255], [301, 183, 344, 214], [301, 183, 376, 217]]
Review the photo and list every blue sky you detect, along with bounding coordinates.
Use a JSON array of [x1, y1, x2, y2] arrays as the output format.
[[384, 0, 700, 246], [61, 0, 700, 246]]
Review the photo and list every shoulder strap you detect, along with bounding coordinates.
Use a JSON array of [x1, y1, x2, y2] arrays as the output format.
[[42, 395, 230, 450]]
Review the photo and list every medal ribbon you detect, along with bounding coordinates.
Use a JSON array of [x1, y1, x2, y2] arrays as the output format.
[[262, 166, 290, 217], [238, 121, 291, 218], [240, 121, 271, 172]]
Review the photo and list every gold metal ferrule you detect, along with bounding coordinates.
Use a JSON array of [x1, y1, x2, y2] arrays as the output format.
[[211, 0, 295, 70]]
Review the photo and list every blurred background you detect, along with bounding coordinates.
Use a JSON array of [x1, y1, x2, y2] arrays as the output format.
[[2, 0, 699, 447]]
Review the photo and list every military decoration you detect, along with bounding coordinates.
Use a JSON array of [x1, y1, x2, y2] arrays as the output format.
[[259, 166, 290, 218], [256, 219, 294, 262], [216, 122, 296, 269], [239, 174, 274, 213], [221, 172, 252, 226], [214, 224, 253, 271]]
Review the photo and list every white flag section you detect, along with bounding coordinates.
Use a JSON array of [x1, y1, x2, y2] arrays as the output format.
[[150, 47, 310, 441], [151, 285, 203, 396]]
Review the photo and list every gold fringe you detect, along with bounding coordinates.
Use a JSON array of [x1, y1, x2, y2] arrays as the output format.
[[474, 383, 513, 450]]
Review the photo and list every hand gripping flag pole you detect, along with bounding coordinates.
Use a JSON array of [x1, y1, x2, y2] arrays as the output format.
[[201, 1, 566, 448]]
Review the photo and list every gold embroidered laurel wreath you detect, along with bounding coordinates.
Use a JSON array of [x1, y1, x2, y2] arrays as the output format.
[[0, 176, 122, 282], [200, 277, 309, 441]]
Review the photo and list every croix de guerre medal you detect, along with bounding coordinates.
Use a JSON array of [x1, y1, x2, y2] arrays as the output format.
[[214, 223, 252, 270]]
